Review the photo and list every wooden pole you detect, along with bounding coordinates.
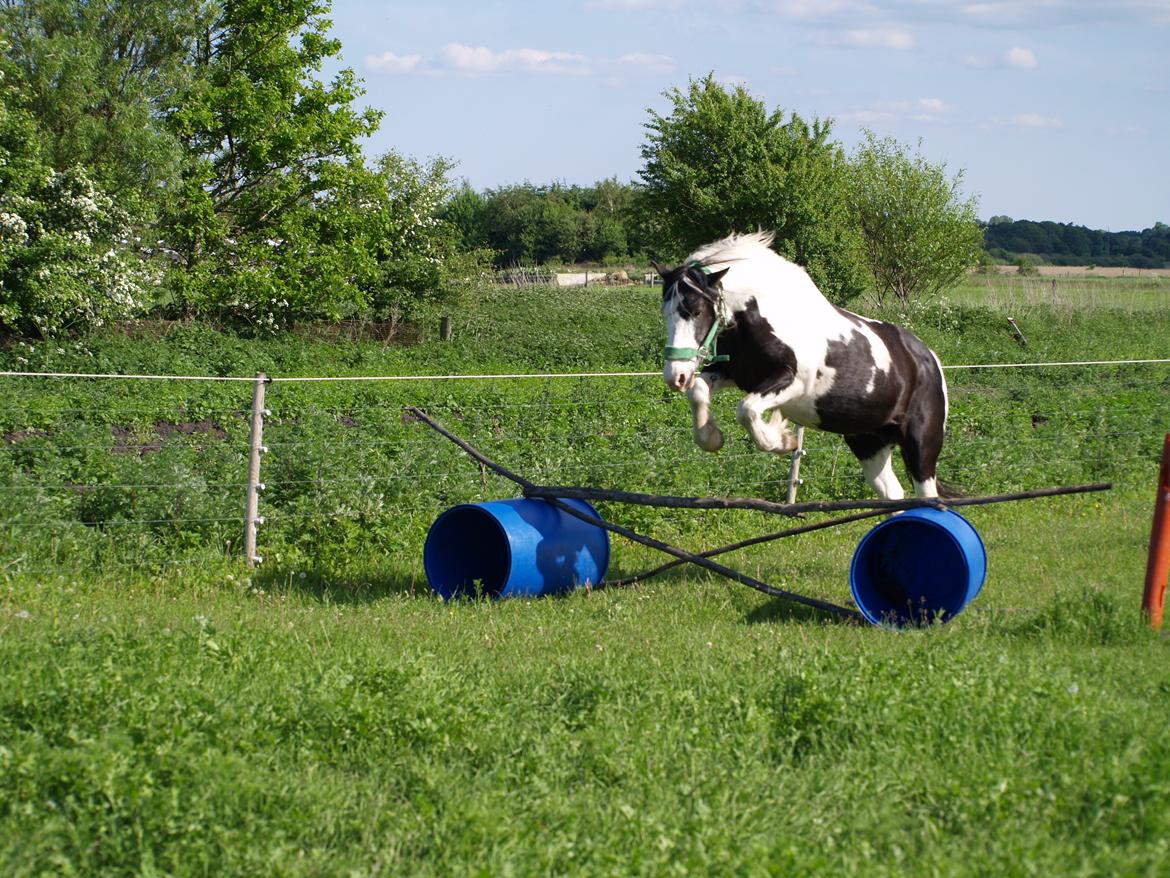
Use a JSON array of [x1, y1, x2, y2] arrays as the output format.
[[244, 372, 268, 568], [1142, 433, 1170, 630], [539, 495, 863, 620], [786, 426, 805, 504], [603, 507, 888, 589], [525, 481, 1112, 518]]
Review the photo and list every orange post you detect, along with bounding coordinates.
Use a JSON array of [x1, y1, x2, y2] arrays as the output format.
[[1142, 434, 1170, 630]]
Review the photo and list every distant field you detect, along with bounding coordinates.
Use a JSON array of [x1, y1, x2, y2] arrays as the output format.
[[947, 270, 1169, 312], [994, 265, 1170, 278]]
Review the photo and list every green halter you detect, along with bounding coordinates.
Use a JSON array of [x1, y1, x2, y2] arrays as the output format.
[[662, 266, 730, 368]]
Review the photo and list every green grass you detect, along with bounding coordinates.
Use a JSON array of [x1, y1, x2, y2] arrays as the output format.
[[946, 272, 1170, 313], [2, 283, 1170, 875]]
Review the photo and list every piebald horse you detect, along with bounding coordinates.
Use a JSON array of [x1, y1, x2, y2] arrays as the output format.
[[657, 231, 949, 500]]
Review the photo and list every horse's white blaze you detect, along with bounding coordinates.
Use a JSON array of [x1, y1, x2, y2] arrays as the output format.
[[661, 297, 700, 390]]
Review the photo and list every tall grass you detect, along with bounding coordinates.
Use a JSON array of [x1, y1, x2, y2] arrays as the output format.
[[947, 272, 1170, 313]]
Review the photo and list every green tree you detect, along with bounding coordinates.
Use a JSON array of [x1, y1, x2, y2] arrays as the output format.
[[364, 151, 473, 324], [443, 183, 491, 251], [0, 0, 212, 214], [636, 75, 869, 303], [847, 132, 982, 304], [160, 0, 383, 322], [0, 38, 150, 337]]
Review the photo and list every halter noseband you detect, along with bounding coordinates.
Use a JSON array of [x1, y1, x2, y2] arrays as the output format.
[[663, 267, 731, 368]]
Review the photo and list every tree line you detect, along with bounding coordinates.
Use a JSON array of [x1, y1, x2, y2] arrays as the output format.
[[2, 0, 986, 340], [983, 217, 1170, 269]]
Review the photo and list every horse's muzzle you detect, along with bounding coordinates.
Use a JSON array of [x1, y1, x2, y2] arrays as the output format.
[[664, 362, 695, 392]]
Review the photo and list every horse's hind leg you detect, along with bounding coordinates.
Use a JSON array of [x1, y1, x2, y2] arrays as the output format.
[[899, 418, 945, 498], [845, 435, 905, 500]]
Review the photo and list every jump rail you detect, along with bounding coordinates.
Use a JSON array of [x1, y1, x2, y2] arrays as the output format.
[[405, 406, 1112, 622]]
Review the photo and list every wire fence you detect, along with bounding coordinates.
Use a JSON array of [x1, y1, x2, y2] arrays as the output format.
[[2, 361, 1169, 578]]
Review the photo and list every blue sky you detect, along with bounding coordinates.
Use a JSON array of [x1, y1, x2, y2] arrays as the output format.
[[328, 1, 1169, 231]]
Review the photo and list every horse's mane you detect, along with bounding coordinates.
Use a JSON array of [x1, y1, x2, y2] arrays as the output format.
[[686, 230, 777, 269]]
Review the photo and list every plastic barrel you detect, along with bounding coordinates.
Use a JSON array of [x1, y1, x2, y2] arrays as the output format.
[[424, 497, 610, 599], [849, 507, 987, 626]]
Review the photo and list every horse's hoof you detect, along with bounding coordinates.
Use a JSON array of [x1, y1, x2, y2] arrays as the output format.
[[753, 431, 797, 454], [694, 425, 724, 452]]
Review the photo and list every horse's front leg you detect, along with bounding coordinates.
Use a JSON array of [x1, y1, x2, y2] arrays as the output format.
[[736, 388, 800, 454], [687, 369, 735, 452]]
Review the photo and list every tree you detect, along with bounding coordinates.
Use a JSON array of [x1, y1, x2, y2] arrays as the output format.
[[847, 132, 982, 304], [0, 0, 212, 214], [160, 0, 383, 322], [0, 38, 152, 337], [363, 151, 470, 324], [635, 75, 869, 303], [443, 183, 491, 251]]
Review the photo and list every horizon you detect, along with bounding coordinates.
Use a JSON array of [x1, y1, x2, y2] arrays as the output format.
[[326, 0, 1168, 234]]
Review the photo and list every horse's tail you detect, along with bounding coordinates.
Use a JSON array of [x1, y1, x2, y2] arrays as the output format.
[[936, 479, 965, 499]]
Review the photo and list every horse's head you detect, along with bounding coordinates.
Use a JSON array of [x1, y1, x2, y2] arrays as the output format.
[[655, 260, 730, 392]]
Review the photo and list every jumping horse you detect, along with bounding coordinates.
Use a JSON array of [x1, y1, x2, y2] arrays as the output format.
[[656, 231, 949, 500]]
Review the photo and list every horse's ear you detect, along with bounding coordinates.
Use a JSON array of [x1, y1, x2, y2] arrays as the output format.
[[650, 260, 668, 277], [705, 267, 730, 286]]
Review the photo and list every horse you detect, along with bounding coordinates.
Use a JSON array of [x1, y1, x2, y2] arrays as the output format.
[[655, 231, 949, 500]]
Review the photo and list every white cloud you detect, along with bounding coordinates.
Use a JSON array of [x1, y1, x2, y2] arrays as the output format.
[[838, 109, 897, 124], [440, 43, 592, 75], [364, 51, 424, 74], [962, 46, 1040, 69], [835, 27, 916, 49], [618, 53, 676, 73], [766, 0, 878, 19], [1005, 46, 1038, 68], [840, 97, 954, 124], [363, 44, 677, 79], [585, 0, 686, 8], [949, 0, 1170, 27], [909, 97, 953, 114], [992, 112, 1063, 128]]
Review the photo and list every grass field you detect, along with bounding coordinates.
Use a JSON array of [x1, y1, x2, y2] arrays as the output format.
[[947, 271, 1170, 313], [2, 282, 1169, 875]]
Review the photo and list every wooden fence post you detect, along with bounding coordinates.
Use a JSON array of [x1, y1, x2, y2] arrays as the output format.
[[244, 372, 268, 568], [1142, 433, 1170, 629], [786, 426, 806, 504]]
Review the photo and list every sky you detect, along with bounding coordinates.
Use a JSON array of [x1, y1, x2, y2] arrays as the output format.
[[327, 1, 1170, 232]]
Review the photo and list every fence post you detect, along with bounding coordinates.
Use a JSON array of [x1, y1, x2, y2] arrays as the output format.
[[786, 426, 806, 504], [1142, 433, 1170, 630], [244, 372, 269, 568]]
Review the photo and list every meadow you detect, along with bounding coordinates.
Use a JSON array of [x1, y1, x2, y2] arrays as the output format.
[[2, 281, 1169, 875]]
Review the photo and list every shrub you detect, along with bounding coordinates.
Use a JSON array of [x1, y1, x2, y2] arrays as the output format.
[[0, 166, 152, 337]]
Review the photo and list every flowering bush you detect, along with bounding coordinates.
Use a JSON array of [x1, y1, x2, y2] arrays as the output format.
[[0, 166, 153, 337]]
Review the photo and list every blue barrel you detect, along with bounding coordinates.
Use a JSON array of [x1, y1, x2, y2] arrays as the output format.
[[424, 497, 610, 599], [849, 507, 987, 626]]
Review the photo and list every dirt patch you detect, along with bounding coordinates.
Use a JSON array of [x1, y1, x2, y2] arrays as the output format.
[[3, 429, 50, 446], [111, 420, 227, 454]]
